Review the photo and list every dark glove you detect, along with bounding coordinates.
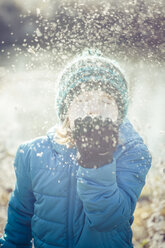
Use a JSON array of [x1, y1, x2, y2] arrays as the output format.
[[71, 116, 119, 168]]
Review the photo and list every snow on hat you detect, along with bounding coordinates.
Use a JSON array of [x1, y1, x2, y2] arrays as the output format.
[[55, 48, 129, 125]]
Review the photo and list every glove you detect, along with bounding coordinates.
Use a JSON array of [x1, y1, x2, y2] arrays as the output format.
[[71, 115, 119, 168]]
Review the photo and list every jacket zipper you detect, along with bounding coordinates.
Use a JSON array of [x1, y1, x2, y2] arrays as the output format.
[[68, 167, 75, 248]]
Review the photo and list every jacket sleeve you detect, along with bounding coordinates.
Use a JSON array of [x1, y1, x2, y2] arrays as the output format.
[[0, 144, 35, 248], [76, 138, 152, 232]]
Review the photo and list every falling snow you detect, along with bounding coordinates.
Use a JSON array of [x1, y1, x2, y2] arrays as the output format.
[[36, 152, 43, 157], [0, 0, 164, 247]]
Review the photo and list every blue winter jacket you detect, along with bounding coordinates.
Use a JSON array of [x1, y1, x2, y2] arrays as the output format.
[[0, 118, 152, 248]]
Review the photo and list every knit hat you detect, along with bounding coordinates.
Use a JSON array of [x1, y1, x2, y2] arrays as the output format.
[[55, 48, 129, 125]]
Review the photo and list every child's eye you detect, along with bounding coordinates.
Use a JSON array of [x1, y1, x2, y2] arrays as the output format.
[[102, 101, 110, 105], [77, 99, 83, 103]]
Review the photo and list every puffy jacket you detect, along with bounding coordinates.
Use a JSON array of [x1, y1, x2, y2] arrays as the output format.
[[0, 118, 152, 248]]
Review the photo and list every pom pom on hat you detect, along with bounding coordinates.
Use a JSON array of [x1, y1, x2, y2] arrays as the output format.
[[81, 48, 103, 57], [55, 48, 129, 125]]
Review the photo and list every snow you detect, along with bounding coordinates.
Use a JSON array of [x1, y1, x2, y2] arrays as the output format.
[[0, 0, 164, 246]]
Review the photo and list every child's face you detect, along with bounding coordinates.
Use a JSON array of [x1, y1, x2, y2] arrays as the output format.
[[67, 90, 118, 129]]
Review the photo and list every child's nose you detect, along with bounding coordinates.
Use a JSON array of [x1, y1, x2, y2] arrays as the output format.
[[88, 104, 99, 113]]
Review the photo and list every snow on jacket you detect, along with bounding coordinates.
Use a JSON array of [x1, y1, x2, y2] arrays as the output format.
[[0, 118, 152, 248]]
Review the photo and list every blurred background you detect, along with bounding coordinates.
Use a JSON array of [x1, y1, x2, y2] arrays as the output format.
[[0, 0, 164, 247]]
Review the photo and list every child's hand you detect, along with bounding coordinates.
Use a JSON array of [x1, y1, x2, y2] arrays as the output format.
[[71, 116, 119, 168]]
